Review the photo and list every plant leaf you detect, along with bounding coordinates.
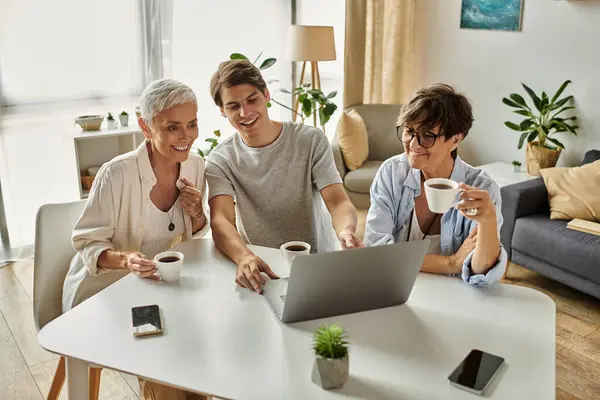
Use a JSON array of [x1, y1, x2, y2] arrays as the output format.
[[527, 129, 538, 144], [551, 106, 575, 119], [253, 51, 263, 65], [302, 98, 312, 117], [205, 138, 218, 144], [318, 107, 326, 126], [518, 131, 529, 149], [522, 83, 542, 111], [324, 103, 337, 116], [551, 80, 571, 103], [513, 109, 533, 117], [504, 121, 522, 131], [520, 119, 534, 130], [327, 91, 338, 99], [509, 93, 529, 108], [196, 149, 204, 158], [213, 129, 221, 137], [547, 137, 565, 149], [230, 53, 248, 60], [502, 98, 522, 108], [553, 95, 573, 109], [259, 58, 277, 70]]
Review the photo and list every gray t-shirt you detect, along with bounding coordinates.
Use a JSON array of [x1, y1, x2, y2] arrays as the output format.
[[206, 121, 342, 253]]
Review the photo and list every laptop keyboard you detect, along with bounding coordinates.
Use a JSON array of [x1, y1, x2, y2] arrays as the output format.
[[280, 295, 287, 303]]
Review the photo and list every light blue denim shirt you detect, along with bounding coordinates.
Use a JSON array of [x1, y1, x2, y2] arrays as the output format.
[[364, 154, 507, 287]]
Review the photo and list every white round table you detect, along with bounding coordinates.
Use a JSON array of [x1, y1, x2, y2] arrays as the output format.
[[38, 239, 555, 399]]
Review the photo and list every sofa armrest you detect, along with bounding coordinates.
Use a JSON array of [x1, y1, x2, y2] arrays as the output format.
[[500, 177, 549, 260], [331, 131, 347, 181]]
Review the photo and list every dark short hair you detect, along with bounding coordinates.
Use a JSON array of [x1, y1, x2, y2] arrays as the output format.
[[397, 83, 474, 157], [209, 60, 268, 107]]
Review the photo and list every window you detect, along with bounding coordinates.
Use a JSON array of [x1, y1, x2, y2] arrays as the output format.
[[0, 0, 143, 106]]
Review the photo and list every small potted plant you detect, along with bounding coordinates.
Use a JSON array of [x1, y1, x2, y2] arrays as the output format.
[[311, 323, 349, 390], [107, 112, 118, 129], [512, 160, 521, 172], [119, 111, 129, 127]]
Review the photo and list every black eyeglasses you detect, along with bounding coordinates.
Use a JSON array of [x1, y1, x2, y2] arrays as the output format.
[[396, 126, 440, 149]]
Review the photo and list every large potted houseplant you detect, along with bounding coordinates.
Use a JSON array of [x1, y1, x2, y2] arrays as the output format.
[[502, 80, 578, 176], [311, 323, 350, 390]]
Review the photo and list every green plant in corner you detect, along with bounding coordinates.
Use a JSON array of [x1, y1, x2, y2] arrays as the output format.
[[512, 160, 521, 167], [107, 112, 115, 121], [312, 324, 349, 359], [120, 111, 128, 116], [502, 80, 578, 150]]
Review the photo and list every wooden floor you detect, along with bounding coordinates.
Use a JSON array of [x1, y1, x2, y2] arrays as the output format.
[[0, 260, 141, 400], [1, 256, 600, 399]]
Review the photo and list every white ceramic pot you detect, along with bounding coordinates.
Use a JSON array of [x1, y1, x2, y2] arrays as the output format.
[[119, 114, 129, 126], [311, 356, 349, 390]]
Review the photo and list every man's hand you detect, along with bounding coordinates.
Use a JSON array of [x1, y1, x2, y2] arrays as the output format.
[[235, 253, 279, 294], [448, 227, 478, 274], [338, 229, 365, 249]]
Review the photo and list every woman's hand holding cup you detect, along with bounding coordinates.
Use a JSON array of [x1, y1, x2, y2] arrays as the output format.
[[123, 251, 159, 280]]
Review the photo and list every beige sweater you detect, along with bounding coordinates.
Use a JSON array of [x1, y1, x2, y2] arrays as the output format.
[[62, 141, 209, 311]]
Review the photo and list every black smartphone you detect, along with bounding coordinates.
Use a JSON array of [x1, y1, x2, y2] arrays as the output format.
[[131, 305, 163, 337], [448, 349, 505, 395]]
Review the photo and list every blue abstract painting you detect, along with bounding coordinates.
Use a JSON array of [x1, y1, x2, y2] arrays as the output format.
[[460, 0, 523, 31]]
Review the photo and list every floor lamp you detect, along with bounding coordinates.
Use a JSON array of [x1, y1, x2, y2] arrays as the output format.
[[287, 25, 336, 133]]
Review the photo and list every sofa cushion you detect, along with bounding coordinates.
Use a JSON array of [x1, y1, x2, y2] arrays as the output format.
[[344, 161, 383, 194], [336, 109, 369, 171], [540, 160, 600, 222], [512, 215, 600, 285], [349, 104, 404, 161]]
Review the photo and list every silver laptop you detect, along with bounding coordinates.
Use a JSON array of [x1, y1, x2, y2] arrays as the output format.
[[263, 240, 429, 323]]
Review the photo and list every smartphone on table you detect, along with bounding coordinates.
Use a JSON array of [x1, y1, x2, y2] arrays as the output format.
[[448, 349, 505, 395], [131, 305, 163, 337]]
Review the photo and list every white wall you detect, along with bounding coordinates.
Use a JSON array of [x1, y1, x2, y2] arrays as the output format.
[[295, 0, 346, 138], [414, 0, 600, 167]]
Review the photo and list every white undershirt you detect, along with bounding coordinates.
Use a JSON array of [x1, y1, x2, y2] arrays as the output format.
[[140, 198, 185, 259], [408, 210, 442, 255]]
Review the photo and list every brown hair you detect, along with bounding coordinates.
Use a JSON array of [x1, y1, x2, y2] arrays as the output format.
[[397, 83, 474, 158], [210, 60, 268, 107]]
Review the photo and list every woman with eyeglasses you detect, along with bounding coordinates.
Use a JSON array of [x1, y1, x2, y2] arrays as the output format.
[[364, 83, 506, 286]]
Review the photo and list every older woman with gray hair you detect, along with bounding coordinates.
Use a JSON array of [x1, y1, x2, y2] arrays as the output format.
[[63, 78, 209, 399]]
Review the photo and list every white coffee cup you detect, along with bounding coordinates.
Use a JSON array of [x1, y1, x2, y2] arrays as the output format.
[[280, 241, 311, 266], [424, 178, 464, 214], [153, 251, 184, 282]]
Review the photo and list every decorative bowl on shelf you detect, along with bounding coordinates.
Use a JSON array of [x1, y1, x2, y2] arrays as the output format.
[[75, 115, 104, 131]]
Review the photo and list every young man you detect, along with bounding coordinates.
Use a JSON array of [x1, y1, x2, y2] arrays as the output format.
[[206, 60, 363, 294]]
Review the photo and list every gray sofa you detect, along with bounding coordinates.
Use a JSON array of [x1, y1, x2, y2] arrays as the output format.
[[332, 104, 404, 209], [500, 150, 600, 299]]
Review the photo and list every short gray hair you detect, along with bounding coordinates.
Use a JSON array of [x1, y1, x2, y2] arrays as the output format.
[[139, 78, 197, 126]]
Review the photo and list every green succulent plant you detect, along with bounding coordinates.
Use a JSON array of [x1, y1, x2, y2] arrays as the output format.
[[312, 324, 349, 359]]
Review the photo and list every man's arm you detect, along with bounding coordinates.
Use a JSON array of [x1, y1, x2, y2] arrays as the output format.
[[320, 183, 363, 249], [209, 195, 278, 293]]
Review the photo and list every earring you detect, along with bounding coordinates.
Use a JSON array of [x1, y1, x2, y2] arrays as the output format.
[[221, 113, 226, 118]]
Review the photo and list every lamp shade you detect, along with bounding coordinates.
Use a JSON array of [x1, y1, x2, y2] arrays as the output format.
[[287, 25, 336, 62]]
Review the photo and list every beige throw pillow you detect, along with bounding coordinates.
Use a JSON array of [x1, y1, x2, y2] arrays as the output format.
[[541, 160, 600, 222], [336, 109, 369, 171]]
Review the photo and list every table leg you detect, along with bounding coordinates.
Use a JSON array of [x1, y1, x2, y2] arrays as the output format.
[[66, 357, 89, 399]]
